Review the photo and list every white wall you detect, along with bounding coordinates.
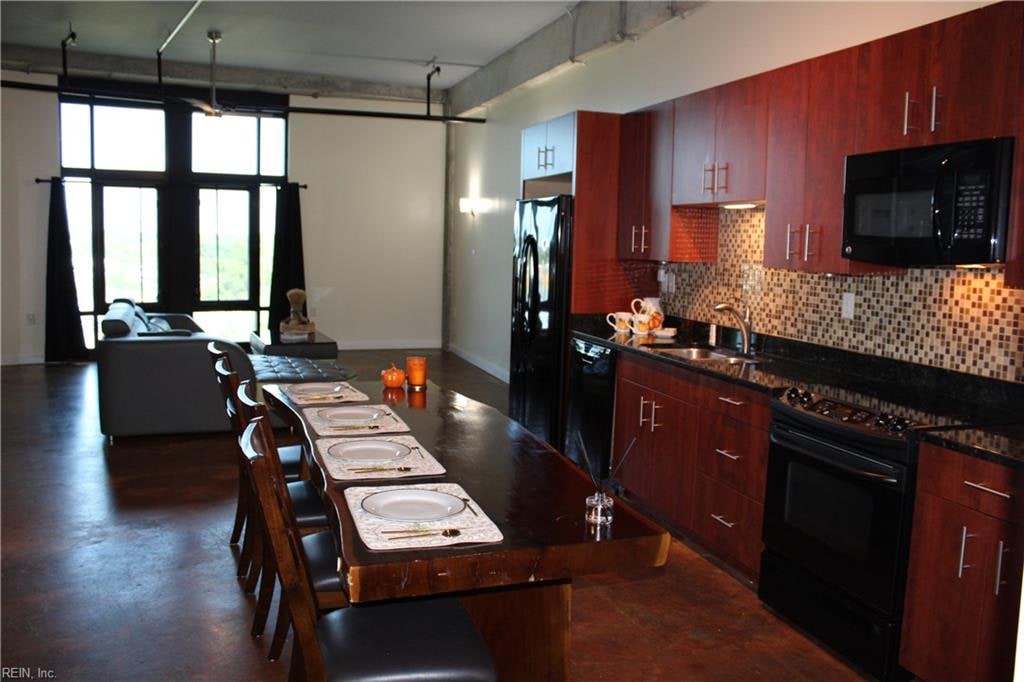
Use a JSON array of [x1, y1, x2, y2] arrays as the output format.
[[447, 1, 987, 380], [1, 71, 59, 365], [288, 96, 446, 349]]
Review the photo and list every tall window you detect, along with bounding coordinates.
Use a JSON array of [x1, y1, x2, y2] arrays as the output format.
[[60, 84, 287, 347]]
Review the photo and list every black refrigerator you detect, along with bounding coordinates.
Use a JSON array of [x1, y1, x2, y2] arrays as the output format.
[[509, 195, 573, 448]]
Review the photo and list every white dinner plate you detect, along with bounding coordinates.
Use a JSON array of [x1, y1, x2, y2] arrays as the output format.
[[360, 489, 465, 522], [318, 406, 384, 424], [290, 382, 344, 396], [327, 440, 411, 463]]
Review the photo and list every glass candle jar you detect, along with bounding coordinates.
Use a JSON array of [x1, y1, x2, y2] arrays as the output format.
[[406, 355, 427, 391], [585, 491, 614, 525]]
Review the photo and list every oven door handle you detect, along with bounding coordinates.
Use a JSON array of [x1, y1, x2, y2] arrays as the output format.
[[771, 428, 903, 488]]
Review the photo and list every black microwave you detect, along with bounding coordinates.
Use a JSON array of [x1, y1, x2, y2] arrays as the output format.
[[842, 137, 1013, 266]]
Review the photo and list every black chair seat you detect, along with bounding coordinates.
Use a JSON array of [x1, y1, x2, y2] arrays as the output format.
[[302, 531, 344, 593], [317, 597, 496, 682], [279, 443, 303, 482], [287, 480, 329, 528]]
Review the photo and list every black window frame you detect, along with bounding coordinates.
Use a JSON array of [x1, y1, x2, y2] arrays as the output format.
[[58, 77, 289, 345]]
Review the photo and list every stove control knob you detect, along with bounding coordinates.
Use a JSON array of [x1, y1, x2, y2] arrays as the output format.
[[786, 387, 801, 403], [799, 391, 813, 406]]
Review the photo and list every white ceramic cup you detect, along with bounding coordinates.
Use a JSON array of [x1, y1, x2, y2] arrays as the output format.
[[628, 313, 652, 335], [606, 311, 632, 332]]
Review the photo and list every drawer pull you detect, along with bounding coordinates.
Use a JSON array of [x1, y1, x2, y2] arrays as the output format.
[[711, 513, 736, 529], [994, 540, 1008, 596], [717, 396, 744, 406], [639, 396, 650, 426], [650, 401, 662, 433], [963, 480, 1011, 500], [957, 525, 977, 578], [714, 448, 741, 461]]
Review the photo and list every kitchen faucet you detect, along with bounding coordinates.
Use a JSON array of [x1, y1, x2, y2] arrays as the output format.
[[713, 301, 752, 355]]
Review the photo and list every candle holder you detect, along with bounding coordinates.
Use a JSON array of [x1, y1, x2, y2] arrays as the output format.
[[585, 491, 614, 525], [406, 355, 427, 392]]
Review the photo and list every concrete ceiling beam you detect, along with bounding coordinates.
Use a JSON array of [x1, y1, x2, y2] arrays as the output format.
[[1, 44, 438, 103], [447, 1, 704, 116]]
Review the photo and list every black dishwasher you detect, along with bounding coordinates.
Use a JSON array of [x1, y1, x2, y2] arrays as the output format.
[[562, 337, 617, 479]]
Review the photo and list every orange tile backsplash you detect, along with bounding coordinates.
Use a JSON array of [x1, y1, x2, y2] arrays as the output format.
[[660, 208, 1024, 383]]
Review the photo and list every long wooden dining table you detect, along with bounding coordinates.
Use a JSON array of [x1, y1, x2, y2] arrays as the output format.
[[263, 380, 670, 681]]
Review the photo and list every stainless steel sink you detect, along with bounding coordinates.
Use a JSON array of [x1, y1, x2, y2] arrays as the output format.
[[654, 347, 758, 366]]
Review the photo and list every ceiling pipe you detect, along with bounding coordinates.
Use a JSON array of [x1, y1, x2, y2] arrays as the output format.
[[157, 0, 204, 87], [60, 25, 76, 81], [426, 64, 441, 117], [0, 79, 485, 124]]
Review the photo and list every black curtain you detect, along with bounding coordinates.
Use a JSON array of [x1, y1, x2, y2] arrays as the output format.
[[268, 183, 306, 334], [44, 178, 88, 362]]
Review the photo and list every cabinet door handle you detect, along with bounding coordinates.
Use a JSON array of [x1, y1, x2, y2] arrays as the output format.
[[714, 448, 741, 461], [640, 225, 648, 254], [716, 162, 729, 192], [711, 513, 736, 529], [537, 147, 544, 170], [630, 225, 637, 253], [701, 164, 715, 194], [717, 396, 744, 406], [639, 396, 650, 426], [649, 401, 662, 433], [902, 91, 918, 135], [963, 480, 1011, 499], [930, 86, 941, 132], [994, 540, 1008, 596], [546, 146, 555, 169], [957, 525, 977, 578], [803, 224, 812, 262]]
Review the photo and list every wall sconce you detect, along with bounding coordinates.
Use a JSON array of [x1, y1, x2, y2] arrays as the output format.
[[458, 197, 495, 216]]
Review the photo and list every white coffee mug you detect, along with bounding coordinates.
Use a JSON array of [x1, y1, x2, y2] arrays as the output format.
[[628, 313, 652, 335], [606, 311, 632, 332]]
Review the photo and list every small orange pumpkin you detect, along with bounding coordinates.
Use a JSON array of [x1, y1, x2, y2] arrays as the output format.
[[380, 363, 406, 388]]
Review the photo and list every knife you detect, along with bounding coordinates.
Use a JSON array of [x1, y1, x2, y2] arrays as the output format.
[[328, 424, 382, 431]]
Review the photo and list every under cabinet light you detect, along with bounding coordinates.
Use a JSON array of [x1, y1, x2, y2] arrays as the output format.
[[721, 203, 757, 210]]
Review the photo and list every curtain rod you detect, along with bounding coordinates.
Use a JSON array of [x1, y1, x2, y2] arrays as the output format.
[[3, 80, 485, 124], [35, 177, 308, 188]]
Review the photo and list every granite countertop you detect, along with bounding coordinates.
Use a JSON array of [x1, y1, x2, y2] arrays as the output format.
[[571, 314, 1024, 468], [916, 425, 1024, 469]]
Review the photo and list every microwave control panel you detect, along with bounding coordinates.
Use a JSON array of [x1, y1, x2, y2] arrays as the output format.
[[953, 171, 989, 240]]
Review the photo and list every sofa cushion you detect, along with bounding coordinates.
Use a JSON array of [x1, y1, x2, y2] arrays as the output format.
[[249, 354, 355, 383], [101, 302, 139, 338]]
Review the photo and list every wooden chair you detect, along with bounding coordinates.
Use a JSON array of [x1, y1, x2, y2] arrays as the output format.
[[240, 418, 497, 681], [237, 383, 345, 658], [206, 341, 304, 483]]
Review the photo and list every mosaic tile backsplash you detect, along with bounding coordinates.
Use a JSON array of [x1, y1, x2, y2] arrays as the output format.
[[660, 208, 1024, 384]]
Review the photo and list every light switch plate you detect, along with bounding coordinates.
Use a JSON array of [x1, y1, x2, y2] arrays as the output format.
[[841, 292, 855, 320]]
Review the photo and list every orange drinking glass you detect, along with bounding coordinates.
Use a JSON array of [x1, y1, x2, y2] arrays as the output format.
[[406, 355, 427, 390]]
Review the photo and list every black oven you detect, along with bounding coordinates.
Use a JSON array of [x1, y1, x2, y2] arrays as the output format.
[[842, 136, 1013, 266], [759, 390, 916, 681]]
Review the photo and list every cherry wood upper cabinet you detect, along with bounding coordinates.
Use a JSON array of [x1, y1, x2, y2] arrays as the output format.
[[927, 2, 1023, 144], [672, 79, 767, 206], [619, 101, 675, 261], [764, 48, 897, 275], [764, 62, 808, 270], [857, 2, 1023, 152], [671, 89, 716, 205], [618, 112, 650, 259], [713, 76, 768, 204]]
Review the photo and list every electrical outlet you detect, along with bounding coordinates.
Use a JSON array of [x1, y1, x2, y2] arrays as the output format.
[[25, 313, 36, 326], [841, 292, 855, 320]]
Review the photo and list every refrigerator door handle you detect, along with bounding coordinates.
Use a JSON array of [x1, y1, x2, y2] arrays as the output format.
[[523, 235, 540, 339]]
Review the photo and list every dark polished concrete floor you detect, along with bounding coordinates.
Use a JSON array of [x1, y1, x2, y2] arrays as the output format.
[[1, 352, 860, 680]]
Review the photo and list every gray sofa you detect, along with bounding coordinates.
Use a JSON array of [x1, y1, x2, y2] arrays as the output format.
[[97, 300, 353, 438]]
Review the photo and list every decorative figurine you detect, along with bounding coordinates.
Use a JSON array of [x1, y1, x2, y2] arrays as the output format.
[[280, 288, 315, 335]]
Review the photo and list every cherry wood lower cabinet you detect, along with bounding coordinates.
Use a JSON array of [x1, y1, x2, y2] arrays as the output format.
[[612, 354, 770, 579], [612, 377, 698, 531], [899, 444, 1023, 681], [693, 473, 764, 577]]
